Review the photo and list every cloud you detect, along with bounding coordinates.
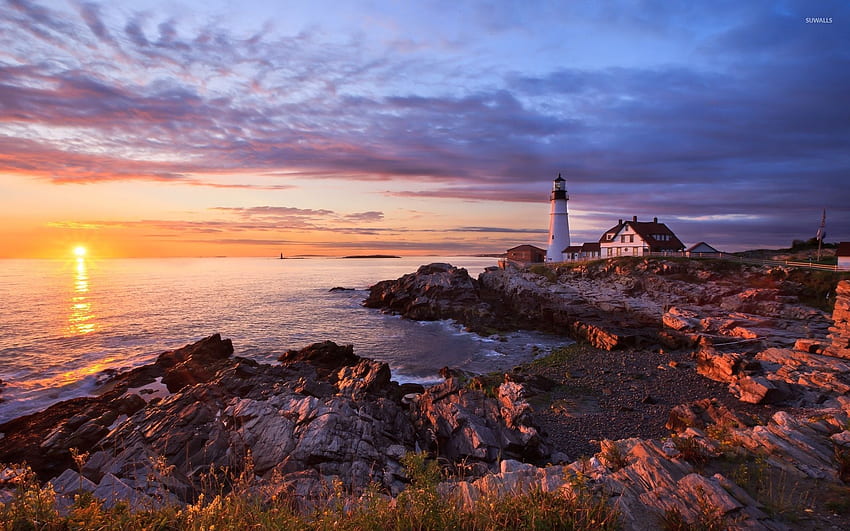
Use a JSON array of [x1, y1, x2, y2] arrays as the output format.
[[386, 187, 543, 203], [3, 0, 850, 250], [345, 211, 384, 222], [214, 206, 336, 219], [449, 227, 548, 234], [76, 1, 117, 47]]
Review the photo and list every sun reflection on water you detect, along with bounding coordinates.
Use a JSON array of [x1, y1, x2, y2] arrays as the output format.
[[68, 256, 96, 335]]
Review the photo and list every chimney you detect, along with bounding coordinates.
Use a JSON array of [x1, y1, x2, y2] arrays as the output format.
[[653, 217, 658, 223], [632, 215, 638, 222], [618, 219, 623, 225]]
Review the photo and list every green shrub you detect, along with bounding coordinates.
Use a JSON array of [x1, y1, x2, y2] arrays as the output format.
[[530, 343, 586, 368], [528, 264, 558, 283]]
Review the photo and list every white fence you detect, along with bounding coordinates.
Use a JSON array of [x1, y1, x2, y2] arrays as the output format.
[[519, 252, 846, 272], [647, 252, 843, 272]]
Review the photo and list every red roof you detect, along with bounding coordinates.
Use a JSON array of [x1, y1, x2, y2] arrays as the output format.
[[506, 244, 546, 253], [837, 242, 850, 257], [599, 218, 685, 251]]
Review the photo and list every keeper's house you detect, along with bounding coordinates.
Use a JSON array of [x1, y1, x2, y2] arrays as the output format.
[[599, 216, 684, 257]]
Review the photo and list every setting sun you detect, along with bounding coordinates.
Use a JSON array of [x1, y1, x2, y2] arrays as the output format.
[[73, 246, 87, 258]]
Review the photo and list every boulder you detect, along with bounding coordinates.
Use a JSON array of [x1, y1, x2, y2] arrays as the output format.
[[695, 347, 745, 383], [278, 340, 360, 376], [364, 263, 493, 328], [666, 399, 753, 433], [729, 375, 784, 404], [155, 333, 234, 392], [411, 376, 547, 465]]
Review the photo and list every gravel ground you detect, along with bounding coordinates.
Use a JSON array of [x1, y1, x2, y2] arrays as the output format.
[[512, 344, 775, 458]]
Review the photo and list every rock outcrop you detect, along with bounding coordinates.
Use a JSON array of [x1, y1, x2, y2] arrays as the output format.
[[690, 280, 850, 407], [825, 281, 850, 359], [364, 263, 496, 328], [365, 259, 837, 351], [0, 334, 547, 507], [365, 262, 662, 349]]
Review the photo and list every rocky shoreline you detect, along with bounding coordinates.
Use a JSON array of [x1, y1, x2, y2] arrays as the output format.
[[2, 258, 850, 529], [0, 334, 547, 509]]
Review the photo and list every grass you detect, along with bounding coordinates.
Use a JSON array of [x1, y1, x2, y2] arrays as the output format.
[[1, 452, 621, 530], [783, 268, 850, 311], [835, 444, 850, 483], [823, 484, 850, 515], [529, 343, 589, 369], [598, 441, 629, 471], [528, 264, 558, 283], [726, 455, 812, 521], [670, 436, 709, 470], [467, 373, 503, 399]]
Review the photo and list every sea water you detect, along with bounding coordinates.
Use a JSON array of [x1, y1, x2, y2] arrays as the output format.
[[0, 256, 567, 424]]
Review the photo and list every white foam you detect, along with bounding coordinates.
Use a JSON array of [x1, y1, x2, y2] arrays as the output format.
[[125, 377, 169, 403]]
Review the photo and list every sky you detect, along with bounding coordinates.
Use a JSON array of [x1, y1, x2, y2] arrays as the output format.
[[0, 0, 848, 258]]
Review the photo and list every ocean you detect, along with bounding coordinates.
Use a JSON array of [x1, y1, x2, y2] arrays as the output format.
[[0, 256, 567, 424]]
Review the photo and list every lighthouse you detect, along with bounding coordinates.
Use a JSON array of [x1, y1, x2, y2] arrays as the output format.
[[546, 173, 570, 262]]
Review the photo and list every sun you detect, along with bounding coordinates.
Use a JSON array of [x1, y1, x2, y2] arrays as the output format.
[[73, 246, 87, 258]]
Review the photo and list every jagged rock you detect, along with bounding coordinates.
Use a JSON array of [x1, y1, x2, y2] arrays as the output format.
[[446, 438, 786, 530], [364, 263, 494, 327], [729, 409, 849, 482], [156, 334, 234, 392], [663, 307, 701, 331], [364, 260, 834, 352], [794, 338, 826, 354], [695, 347, 745, 383], [666, 399, 753, 433], [825, 281, 850, 359], [1, 336, 550, 507], [411, 376, 546, 465], [729, 375, 784, 404]]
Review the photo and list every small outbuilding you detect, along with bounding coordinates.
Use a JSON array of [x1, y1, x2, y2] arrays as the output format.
[[838, 242, 850, 270], [686, 242, 722, 258], [580, 242, 601, 260], [562, 245, 583, 261], [505, 244, 546, 264]]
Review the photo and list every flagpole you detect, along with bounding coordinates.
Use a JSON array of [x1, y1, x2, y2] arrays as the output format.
[[817, 208, 826, 261]]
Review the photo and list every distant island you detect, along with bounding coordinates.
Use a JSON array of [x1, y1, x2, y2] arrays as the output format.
[[342, 254, 401, 259]]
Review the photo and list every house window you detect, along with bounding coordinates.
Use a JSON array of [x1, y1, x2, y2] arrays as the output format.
[[629, 235, 634, 243], [607, 247, 613, 257]]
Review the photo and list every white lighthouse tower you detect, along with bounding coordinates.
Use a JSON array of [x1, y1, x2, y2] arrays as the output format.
[[546, 173, 570, 262]]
